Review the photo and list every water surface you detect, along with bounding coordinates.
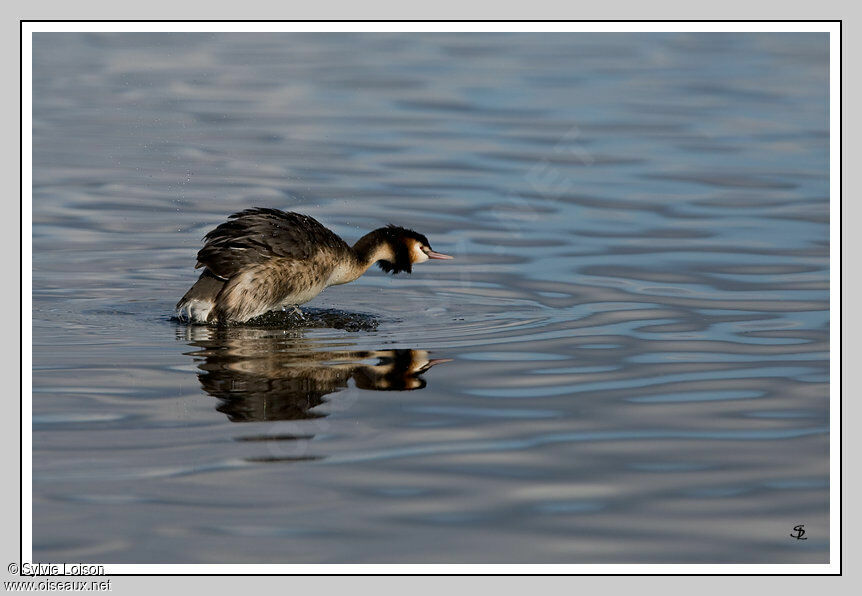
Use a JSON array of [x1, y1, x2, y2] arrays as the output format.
[[32, 32, 829, 564]]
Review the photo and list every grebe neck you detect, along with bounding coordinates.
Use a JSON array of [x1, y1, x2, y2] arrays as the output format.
[[352, 229, 396, 270], [326, 230, 396, 286]]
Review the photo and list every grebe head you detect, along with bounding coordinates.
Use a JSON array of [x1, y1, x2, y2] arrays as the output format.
[[377, 225, 453, 274]]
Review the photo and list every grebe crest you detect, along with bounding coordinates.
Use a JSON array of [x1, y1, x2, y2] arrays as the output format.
[[376, 225, 436, 274]]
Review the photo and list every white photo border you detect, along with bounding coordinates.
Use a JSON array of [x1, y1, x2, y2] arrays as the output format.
[[21, 19, 841, 576]]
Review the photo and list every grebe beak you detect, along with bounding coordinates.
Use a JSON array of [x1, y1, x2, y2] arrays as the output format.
[[426, 250, 454, 260]]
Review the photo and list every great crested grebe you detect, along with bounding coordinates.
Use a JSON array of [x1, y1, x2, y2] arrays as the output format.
[[176, 208, 453, 324]]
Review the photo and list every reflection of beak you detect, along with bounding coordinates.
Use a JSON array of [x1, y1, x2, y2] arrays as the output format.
[[427, 358, 453, 367], [426, 250, 454, 260], [416, 357, 452, 373]]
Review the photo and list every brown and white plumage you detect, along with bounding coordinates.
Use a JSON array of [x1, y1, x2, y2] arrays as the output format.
[[176, 208, 452, 324]]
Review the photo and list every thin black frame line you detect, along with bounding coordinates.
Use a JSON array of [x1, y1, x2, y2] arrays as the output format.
[[838, 19, 843, 576], [20, 19, 841, 578], [19, 16, 23, 574], [20, 19, 842, 23]]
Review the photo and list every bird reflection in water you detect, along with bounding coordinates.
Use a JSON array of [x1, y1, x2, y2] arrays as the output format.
[[180, 323, 448, 445]]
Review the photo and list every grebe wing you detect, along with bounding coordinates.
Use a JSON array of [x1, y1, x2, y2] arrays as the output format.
[[195, 208, 347, 279]]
